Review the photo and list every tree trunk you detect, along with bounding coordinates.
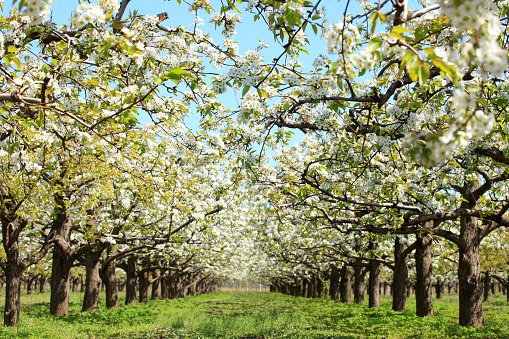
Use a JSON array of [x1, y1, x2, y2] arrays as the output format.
[[4, 267, 22, 327], [82, 249, 102, 312], [415, 233, 434, 317], [483, 272, 491, 302], [50, 244, 73, 316], [436, 279, 443, 299], [354, 261, 367, 305], [368, 259, 381, 308], [125, 256, 137, 306], [39, 275, 47, 293], [100, 251, 118, 309], [393, 236, 409, 312], [458, 214, 484, 326], [139, 270, 150, 303], [50, 199, 74, 317], [151, 266, 162, 300], [161, 274, 169, 300], [340, 265, 354, 303], [329, 264, 340, 301]]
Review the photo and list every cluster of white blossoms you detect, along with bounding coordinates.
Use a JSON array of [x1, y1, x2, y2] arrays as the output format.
[[324, 22, 360, 54], [282, 70, 300, 86], [238, 91, 266, 123], [98, 0, 120, 12], [73, 3, 106, 28], [223, 39, 239, 56], [227, 65, 250, 80], [410, 88, 495, 166], [304, 73, 335, 99], [22, 0, 51, 25], [350, 48, 378, 71], [210, 12, 241, 38], [440, 0, 506, 78], [212, 74, 228, 94], [312, 54, 328, 69]]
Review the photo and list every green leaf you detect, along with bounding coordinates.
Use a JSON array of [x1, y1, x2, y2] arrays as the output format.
[[242, 85, 250, 97], [11, 55, 21, 70], [368, 12, 379, 35], [418, 62, 429, 86], [414, 26, 428, 42], [392, 26, 411, 34], [432, 59, 457, 84], [477, 98, 489, 107], [368, 37, 382, 52], [7, 45, 18, 53], [257, 88, 268, 99]]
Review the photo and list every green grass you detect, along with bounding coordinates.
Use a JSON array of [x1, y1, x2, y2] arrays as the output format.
[[0, 291, 508, 338]]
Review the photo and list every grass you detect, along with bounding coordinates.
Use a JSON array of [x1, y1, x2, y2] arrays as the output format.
[[0, 290, 508, 338]]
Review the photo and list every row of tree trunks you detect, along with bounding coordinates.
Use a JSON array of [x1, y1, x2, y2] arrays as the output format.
[[270, 233, 436, 319]]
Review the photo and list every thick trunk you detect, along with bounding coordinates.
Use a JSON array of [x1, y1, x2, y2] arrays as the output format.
[[26, 275, 35, 295], [368, 259, 381, 308], [50, 245, 73, 316], [415, 233, 434, 317], [393, 236, 409, 312], [483, 272, 491, 302], [82, 249, 102, 312], [458, 215, 484, 326], [354, 262, 367, 305], [39, 275, 47, 293], [100, 254, 118, 309], [151, 267, 162, 300], [50, 247, 72, 316], [307, 275, 316, 298], [316, 274, 323, 297], [340, 265, 354, 303], [71, 277, 79, 292], [436, 279, 443, 299], [329, 264, 340, 301], [50, 198, 74, 317], [161, 274, 169, 300], [139, 270, 150, 303], [4, 267, 22, 327], [125, 256, 137, 306]]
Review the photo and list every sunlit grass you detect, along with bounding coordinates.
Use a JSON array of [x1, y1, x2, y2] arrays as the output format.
[[0, 290, 507, 338]]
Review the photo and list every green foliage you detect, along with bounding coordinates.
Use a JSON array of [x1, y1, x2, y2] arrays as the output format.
[[0, 292, 508, 338]]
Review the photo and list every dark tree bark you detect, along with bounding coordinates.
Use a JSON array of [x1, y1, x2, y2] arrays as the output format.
[[458, 216, 484, 326], [151, 263, 162, 300], [458, 214, 484, 326], [161, 274, 169, 300], [138, 259, 150, 303], [354, 260, 367, 305], [125, 255, 137, 305], [329, 264, 340, 301], [49, 199, 75, 317], [4, 266, 22, 327], [435, 279, 443, 299], [82, 248, 102, 312], [316, 273, 323, 298], [393, 236, 411, 312], [340, 265, 354, 303], [368, 259, 381, 308], [71, 277, 79, 292], [483, 272, 491, 302], [100, 245, 119, 309], [39, 275, 47, 293], [50, 245, 73, 316], [415, 233, 434, 317]]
